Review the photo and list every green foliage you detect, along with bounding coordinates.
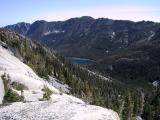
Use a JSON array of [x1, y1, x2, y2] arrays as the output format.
[[54, 54, 138, 118], [3, 89, 24, 103], [11, 82, 28, 91], [42, 86, 53, 100], [1, 73, 10, 92], [1, 74, 24, 103], [22, 41, 53, 79], [143, 88, 160, 120]]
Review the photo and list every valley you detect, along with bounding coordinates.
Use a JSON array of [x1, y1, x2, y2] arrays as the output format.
[[5, 17, 160, 87], [1, 17, 160, 120], [1, 0, 160, 119]]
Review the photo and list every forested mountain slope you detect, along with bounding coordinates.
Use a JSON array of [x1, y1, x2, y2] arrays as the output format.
[[89, 28, 160, 86], [0, 28, 120, 120], [2, 24, 160, 119]]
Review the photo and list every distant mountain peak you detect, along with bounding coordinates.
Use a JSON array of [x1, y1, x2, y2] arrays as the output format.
[[4, 17, 160, 60], [5, 22, 31, 35]]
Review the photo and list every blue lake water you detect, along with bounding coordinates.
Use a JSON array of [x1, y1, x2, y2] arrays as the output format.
[[67, 57, 95, 65]]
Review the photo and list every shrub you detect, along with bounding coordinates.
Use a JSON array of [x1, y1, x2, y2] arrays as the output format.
[[42, 86, 53, 100], [11, 82, 28, 91], [1, 74, 24, 103], [3, 89, 24, 103]]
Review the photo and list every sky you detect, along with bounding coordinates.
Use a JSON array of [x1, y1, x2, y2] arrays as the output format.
[[0, 0, 160, 26]]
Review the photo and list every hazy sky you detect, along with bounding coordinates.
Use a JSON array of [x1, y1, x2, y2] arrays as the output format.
[[0, 0, 160, 26]]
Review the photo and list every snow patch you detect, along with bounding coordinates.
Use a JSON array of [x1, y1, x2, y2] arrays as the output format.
[[111, 32, 116, 39], [136, 116, 143, 120], [152, 81, 159, 87], [43, 30, 65, 35]]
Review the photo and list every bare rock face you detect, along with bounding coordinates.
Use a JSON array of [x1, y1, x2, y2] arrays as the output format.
[[0, 94, 120, 120]]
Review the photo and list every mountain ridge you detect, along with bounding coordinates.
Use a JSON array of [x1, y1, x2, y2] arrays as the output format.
[[5, 16, 160, 60]]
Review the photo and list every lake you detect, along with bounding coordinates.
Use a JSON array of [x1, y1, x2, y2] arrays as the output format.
[[67, 57, 95, 65]]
